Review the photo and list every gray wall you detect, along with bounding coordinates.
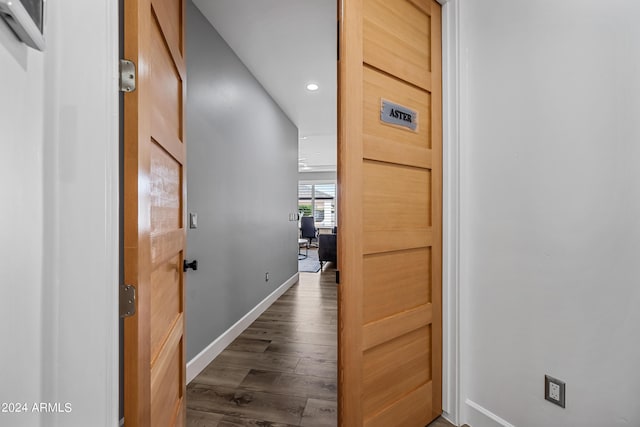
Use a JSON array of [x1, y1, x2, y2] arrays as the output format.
[[185, 1, 299, 360]]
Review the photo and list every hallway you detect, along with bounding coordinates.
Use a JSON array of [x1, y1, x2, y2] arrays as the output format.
[[187, 265, 338, 426]]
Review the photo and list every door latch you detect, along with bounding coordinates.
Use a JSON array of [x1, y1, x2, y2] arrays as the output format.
[[120, 284, 136, 318]]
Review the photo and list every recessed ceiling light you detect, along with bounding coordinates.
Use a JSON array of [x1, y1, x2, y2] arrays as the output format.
[[306, 83, 319, 91], [299, 136, 308, 140]]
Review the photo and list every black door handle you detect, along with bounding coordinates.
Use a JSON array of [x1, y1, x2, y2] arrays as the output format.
[[183, 259, 198, 272]]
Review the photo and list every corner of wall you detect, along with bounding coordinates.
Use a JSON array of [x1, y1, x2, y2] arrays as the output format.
[[463, 399, 515, 427], [186, 272, 299, 383]]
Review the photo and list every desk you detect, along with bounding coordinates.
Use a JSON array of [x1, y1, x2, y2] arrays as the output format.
[[316, 226, 335, 234]]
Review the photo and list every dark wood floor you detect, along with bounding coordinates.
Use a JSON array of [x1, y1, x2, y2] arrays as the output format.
[[187, 255, 338, 427], [187, 252, 455, 427]]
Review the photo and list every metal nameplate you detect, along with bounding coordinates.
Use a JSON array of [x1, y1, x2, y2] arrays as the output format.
[[380, 99, 418, 131]]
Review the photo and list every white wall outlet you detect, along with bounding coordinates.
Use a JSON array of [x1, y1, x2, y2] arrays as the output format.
[[549, 382, 560, 400], [545, 375, 566, 408]]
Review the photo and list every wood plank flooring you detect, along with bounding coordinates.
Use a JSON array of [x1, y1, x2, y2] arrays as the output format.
[[186, 251, 456, 427], [187, 254, 338, 427]]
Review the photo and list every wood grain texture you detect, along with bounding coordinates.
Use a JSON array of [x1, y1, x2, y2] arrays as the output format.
[[124, 0, 186, 425], [150, 254, 182, 359], [339, 0, 442, 424], [150, 142, 181, 233], [187, 384, 307, 426], [364, 0, 432, 90], [365, 382, 432, 427], [150, 16, 183, 151], [301, 398, 338, 427], [123, 0, 153, 424], [240, 370, 337, 401], [363, 304, 432, 351], [363, 66, 432, 167], [337, 0, 366, 424], [216, 416, 297, 427], [429, 1, 444, 419], [186, 410, 224, 427], [151, 332, 183, 427], [362, 327, 431, 416], [363, 160, 431, 254], [151, 229, 185, 269], [363, 248, 431, 324], [190, 366, 251, 389], [152, 0, 185, 61]]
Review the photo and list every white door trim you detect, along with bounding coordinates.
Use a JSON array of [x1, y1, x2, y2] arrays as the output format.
[[438, 0, 462, 425]]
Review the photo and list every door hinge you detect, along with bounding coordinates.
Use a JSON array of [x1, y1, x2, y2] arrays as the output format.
[[336, 270, 340, 284], [119, 59, 136, 93], [120, 284, 136, 318]]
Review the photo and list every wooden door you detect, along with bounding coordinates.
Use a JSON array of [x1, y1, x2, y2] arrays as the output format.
[[123, 0, 187, 425], [338, 0, 442, 426]]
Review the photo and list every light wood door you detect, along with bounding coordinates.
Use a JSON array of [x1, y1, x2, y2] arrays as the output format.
[[123, 0, 187, 425], [338, 0, 442, 426]]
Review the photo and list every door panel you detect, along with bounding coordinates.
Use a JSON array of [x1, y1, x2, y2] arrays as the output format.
[[363, 67, 432, 166], [150, 254, 182, 359], [363, 0, 432, 89], [150, 17, 182, 144], [363, 248, 431, 323], [124, 0, 186, 425], [338, 0, 442, 425], [365, 382, 433, 427], [363, 327, 431, 415]]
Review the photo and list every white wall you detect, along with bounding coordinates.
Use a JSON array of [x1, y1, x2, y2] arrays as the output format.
[[0, 17, 44, 427], [40, 1, 119, 425], [0, 1, 118, 426], [458, 1, 640, 426]]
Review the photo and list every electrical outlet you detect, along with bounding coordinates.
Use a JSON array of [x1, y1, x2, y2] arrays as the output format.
[[545, 375, 566, 408], [549, 382, 560, 401]]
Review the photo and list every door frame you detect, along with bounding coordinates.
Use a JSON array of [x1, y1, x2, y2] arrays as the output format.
[[437, 0, 462, 424], [98, 0, 461, 424]]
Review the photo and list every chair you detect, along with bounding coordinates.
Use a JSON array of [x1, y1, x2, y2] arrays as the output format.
[[300, 216, 318, 247]]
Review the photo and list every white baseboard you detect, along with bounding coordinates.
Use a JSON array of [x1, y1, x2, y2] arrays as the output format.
[[186, 273, 300, 384], [464, 399, 515, 427], [441, 410, 458, 426]]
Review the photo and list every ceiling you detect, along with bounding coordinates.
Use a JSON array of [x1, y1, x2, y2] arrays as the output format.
[[192, 0, 337, 173]]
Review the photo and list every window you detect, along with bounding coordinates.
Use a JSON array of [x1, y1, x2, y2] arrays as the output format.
[[298, 182, 336, 228]]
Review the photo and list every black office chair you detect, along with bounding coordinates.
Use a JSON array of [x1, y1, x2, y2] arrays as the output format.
[[300, 216, 318, 247]]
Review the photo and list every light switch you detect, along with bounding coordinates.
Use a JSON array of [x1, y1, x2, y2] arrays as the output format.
[[189, 213, 198, 229]]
